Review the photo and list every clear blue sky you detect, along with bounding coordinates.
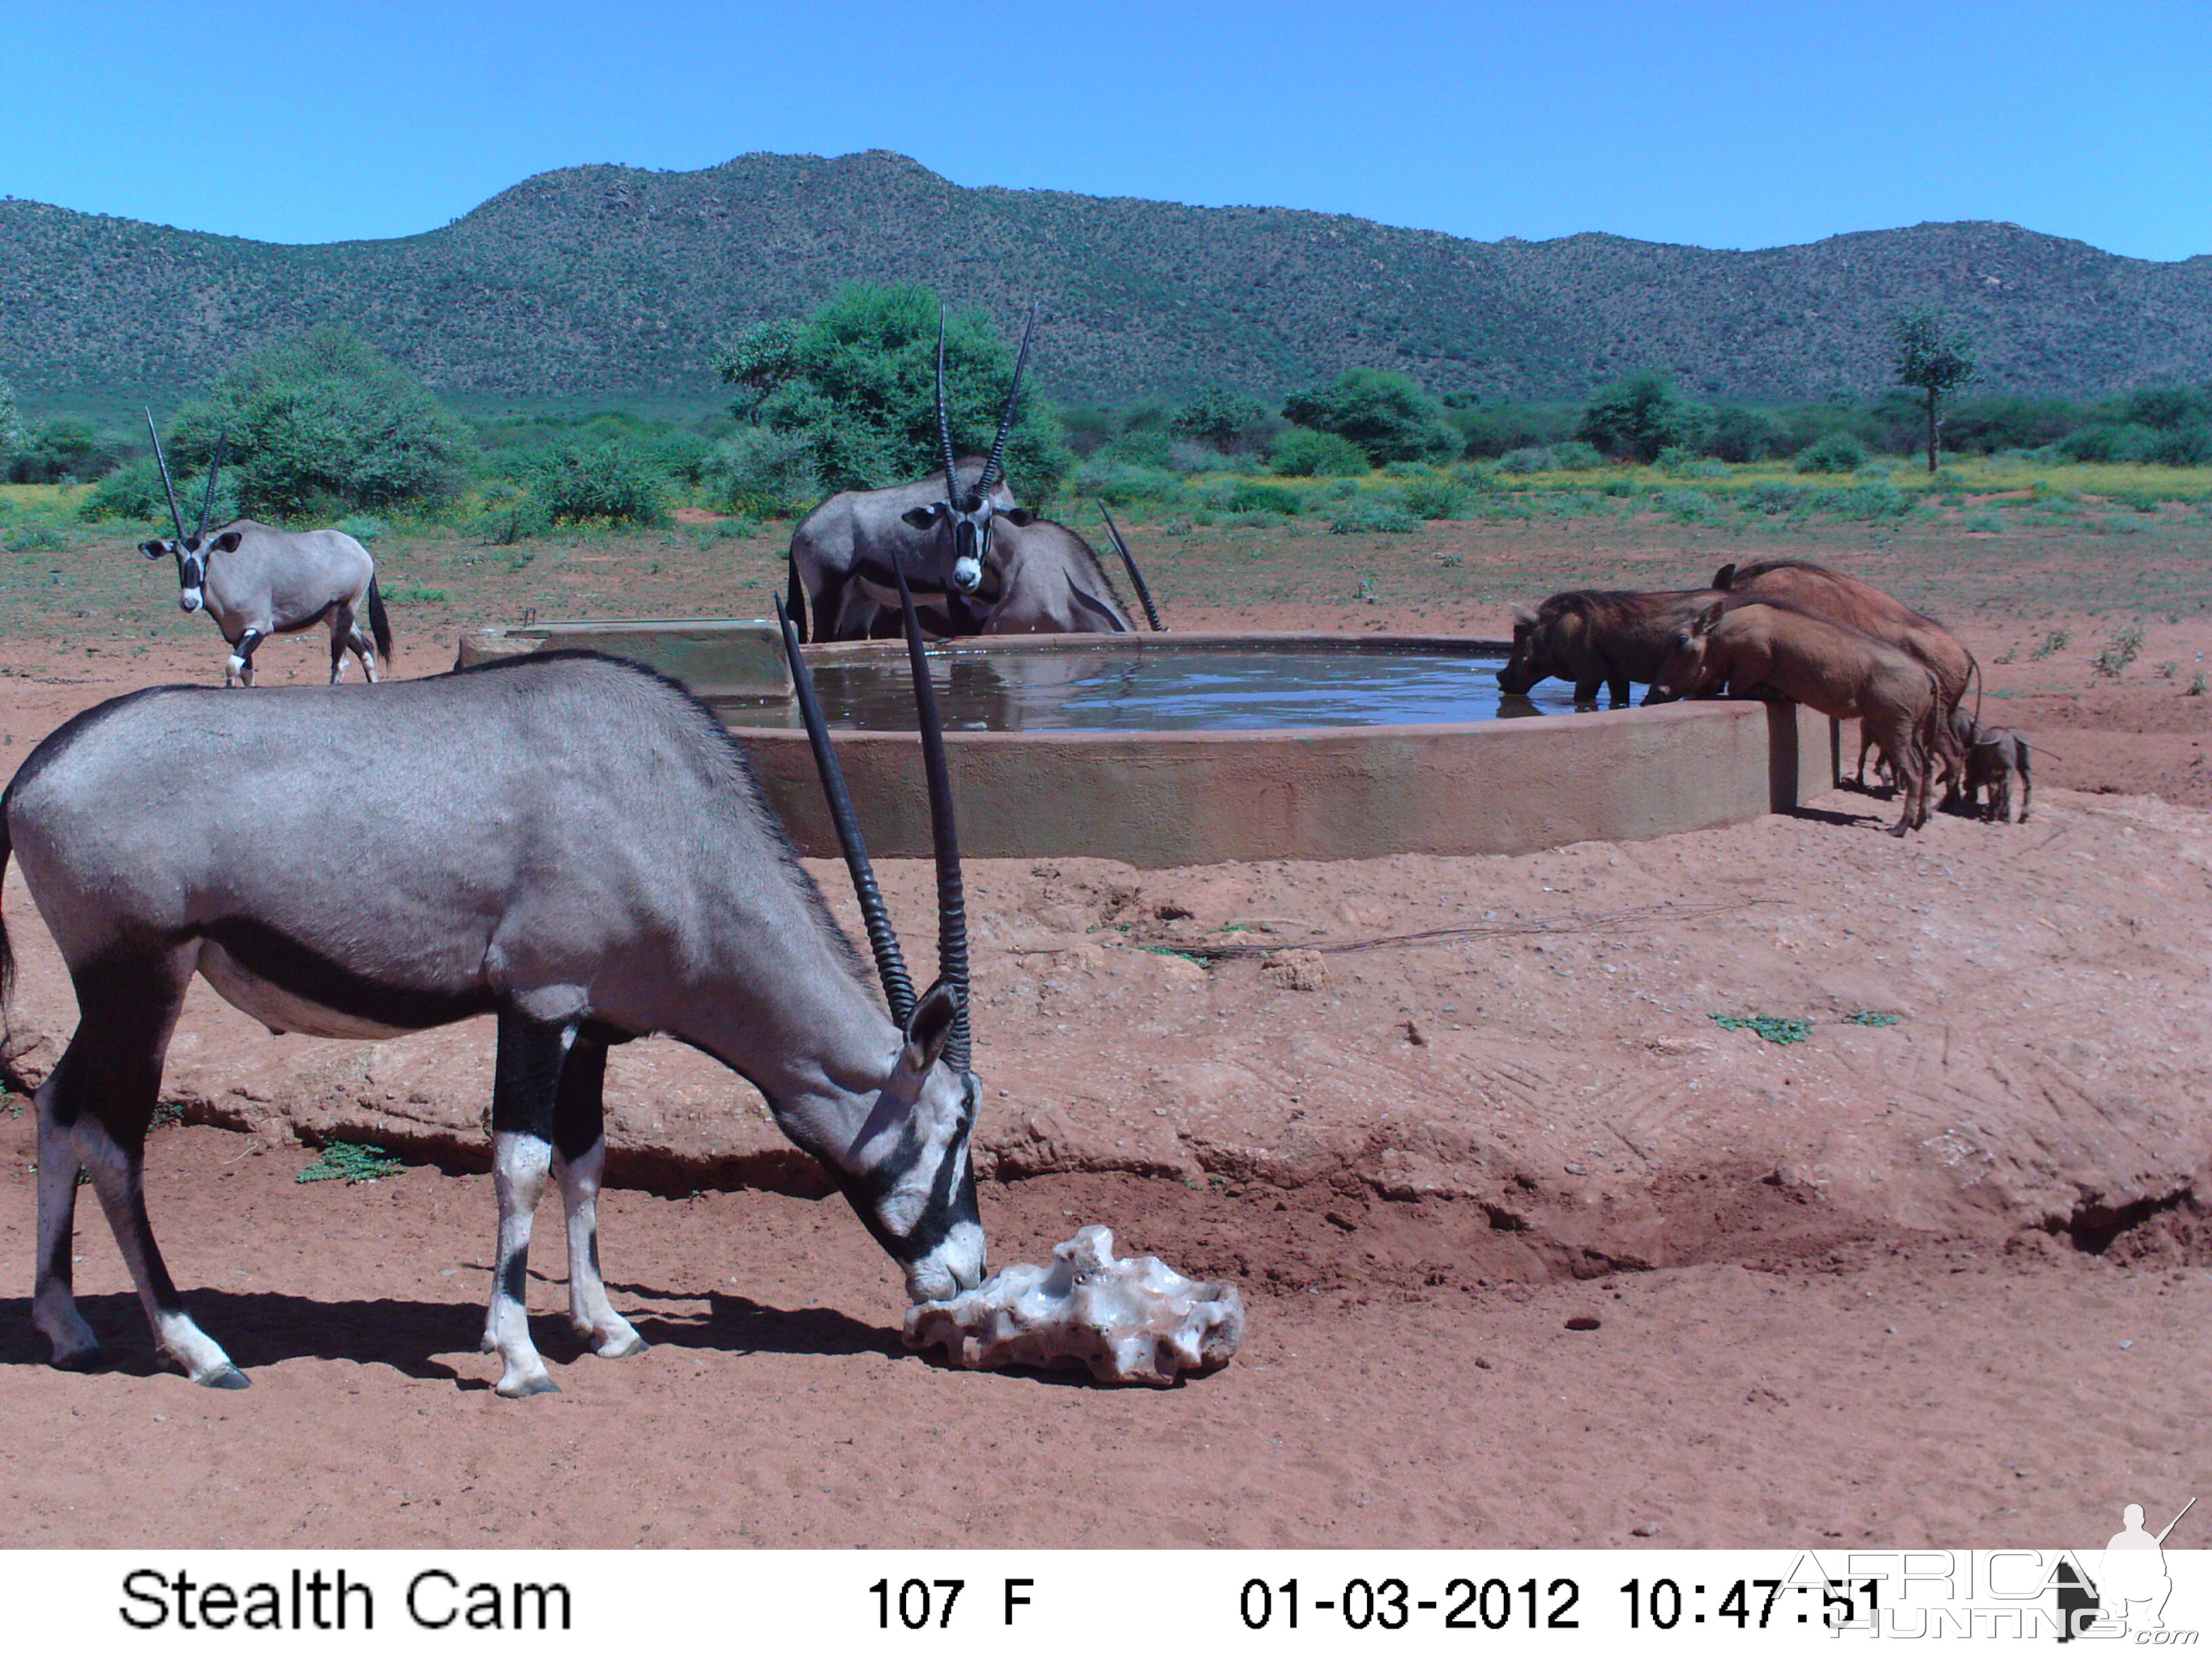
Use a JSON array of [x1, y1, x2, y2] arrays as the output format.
[[5, 0, 2205, 260]]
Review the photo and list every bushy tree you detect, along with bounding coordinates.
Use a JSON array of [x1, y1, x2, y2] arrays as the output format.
[[1268, 426, 1371, 477], [1794, 432, 1870, 474], [1705, 405, 1793, 464], [717, 285, 1072, 497], [167, 326, 472, 517], [7, 416, 132, 485], [522, 441, 667, 525], [1891, 307, 1977, 474], [1171, 386, 1274, 453], [1576, 373, 1709, 462], [1280, 368, 1458, 465]]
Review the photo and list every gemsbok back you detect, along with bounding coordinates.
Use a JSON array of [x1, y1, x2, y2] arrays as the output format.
[[1, 586, 989, 1396], [138, 413, 392, 687]]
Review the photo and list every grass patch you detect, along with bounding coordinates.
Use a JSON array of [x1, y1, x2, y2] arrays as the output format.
[[1842, 1010, 1902, 1027], [2093, 620, 2147, 677], [1711, 1013, 1812, 1045], [297, 1141, 405, 1184]]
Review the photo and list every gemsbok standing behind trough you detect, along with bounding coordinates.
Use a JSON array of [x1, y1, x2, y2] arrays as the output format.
[[786, 308, 1038, 642], [138, 413, 392, 687], [0, 578, 988, 1396]]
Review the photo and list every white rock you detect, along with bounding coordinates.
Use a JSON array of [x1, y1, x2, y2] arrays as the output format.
[[904, 1225, 1245, 1386]]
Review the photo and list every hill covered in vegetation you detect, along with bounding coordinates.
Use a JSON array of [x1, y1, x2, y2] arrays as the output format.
[[5, 150, 2209, 409]]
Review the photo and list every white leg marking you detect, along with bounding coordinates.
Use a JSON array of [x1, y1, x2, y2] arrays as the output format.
[[73, 1113, 240, 1385], [224, 654, 243, 688], [487, 1130, 558, 1397], [554, 1139, 645, 1358]]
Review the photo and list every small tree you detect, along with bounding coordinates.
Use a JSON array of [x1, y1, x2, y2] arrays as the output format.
[[1891, 307, 1977, 474], [717, 285, 1071, 496], [169, 326, 472, 516], [1280, 368, 1457, 465], [1576, 373, 1709, 463]]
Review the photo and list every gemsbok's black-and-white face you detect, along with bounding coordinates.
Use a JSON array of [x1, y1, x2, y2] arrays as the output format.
[[142, 529, 243, 613]]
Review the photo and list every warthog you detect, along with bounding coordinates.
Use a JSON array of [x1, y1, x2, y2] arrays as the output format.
[[1654, 599, 1943, 836], [1949, 705, 2032, 823], [1713, 559, 1975, 791], [1498, 588, 1731, 707]]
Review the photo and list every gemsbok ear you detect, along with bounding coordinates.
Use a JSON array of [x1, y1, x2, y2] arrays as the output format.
[[212, 531, 244, 553], [1509, 602, 1538, 626], [1712, 563, 1737, 590], [1000, 507, 1036, 527], [901, 504, 945, 530], [140, 539, 169, 560], [901, 979, 963, 1074], [1694, 598, 1727, 634]]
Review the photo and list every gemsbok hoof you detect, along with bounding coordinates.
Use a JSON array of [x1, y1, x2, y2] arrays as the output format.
[[497, 1372, 562, 1399], [196, 1364, 252, 1390], [52, 1346, 104, 1374], [592, 1330, 648, 1360]]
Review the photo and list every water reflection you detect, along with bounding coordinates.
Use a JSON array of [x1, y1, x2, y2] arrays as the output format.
[[719, 647, 1587, 733]]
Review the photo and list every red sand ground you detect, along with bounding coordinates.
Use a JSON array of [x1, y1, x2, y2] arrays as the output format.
[[1, 512, 2207, 1549]]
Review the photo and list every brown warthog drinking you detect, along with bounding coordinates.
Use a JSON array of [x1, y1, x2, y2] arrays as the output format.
[[1498, 588, 1733, 708], [1712, 559, 1976, 792], [1653, 599, 1944, 837]]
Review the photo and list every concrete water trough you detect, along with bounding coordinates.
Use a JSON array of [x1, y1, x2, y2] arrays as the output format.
[[459, 623, 1838, 867]]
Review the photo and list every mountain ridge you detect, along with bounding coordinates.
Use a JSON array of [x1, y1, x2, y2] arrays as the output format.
[[5, 150, 2208, 409]]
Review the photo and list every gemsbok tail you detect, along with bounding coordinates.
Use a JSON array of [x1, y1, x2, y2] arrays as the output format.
[[366, 575, 394, 663], [0, 804, 16, 1006]]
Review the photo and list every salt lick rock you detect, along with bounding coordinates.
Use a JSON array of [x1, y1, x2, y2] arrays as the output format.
[[904, 1225, 1247, 1385]]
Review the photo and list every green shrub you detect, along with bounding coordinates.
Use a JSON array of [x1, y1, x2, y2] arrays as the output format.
[[1795, 432, 1870, 473], [468, 483, 551, 544], [1706, 405, 1793, 463], [1226, 480, 1306, 516], [1399, 475, 1465, 519], [705, 426, 824, 516], [1497, 445, 1555, 474], [1551, 440, 1605, 470], [1818, 479, 1912, 520], [1268, 426, 1370, 478], [1965, 511, 2005, 533], [1657, 487, 1722, 523], [2146, 424, 2212, 466], [1738, 483, 1812, 516], [1328, 489, 1418, 533], [523, 441, 668, 525], [1577, 373, 1709, 462], [1171, 386, 1274, 453], [167, 325, 472, 517], [79, 457, 239, 526], [1282, 368, 1458, 464], [718, 283, 1073, 495], [1076, 458, 1183, 506]]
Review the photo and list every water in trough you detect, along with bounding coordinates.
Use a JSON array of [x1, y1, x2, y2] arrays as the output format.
[[716, 643, 1584, 733]]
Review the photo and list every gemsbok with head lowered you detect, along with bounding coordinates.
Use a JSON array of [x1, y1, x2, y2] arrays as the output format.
[[138, 413, 391, 687], [787, 307, 1045, 642], [1, 585, 989, 1396]]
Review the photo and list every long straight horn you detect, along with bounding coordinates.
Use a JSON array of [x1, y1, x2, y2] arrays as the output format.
[[196, 434, 228, 539], [775, 597, 917, 1023], [144, 408, 188, 545], [891, 559, 970, 1073], [935, 306, 960, 496], [973, 304, 1036, 493], [1097, 502, 1166, 632]]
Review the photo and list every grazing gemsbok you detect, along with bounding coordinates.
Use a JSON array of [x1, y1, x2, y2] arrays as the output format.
[[960, 511, 1142, 636], [137, 413, 392, 687], [0, 590, 987, 1396], [786, 308, 1039, 642]]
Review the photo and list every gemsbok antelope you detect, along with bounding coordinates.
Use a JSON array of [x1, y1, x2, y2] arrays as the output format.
[[785, 307, 1038, 642], [137, 413, 392, 687], [0, 583, 988, 1396]]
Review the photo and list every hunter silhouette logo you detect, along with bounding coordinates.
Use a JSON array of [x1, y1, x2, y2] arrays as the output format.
[[2059, 1496, 2195, 1641]]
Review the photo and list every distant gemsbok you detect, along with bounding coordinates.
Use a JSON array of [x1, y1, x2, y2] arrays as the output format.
[[1, 579, 989, 1395], [785, 308, 1038, 642], [138, 412, 391, 687]]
